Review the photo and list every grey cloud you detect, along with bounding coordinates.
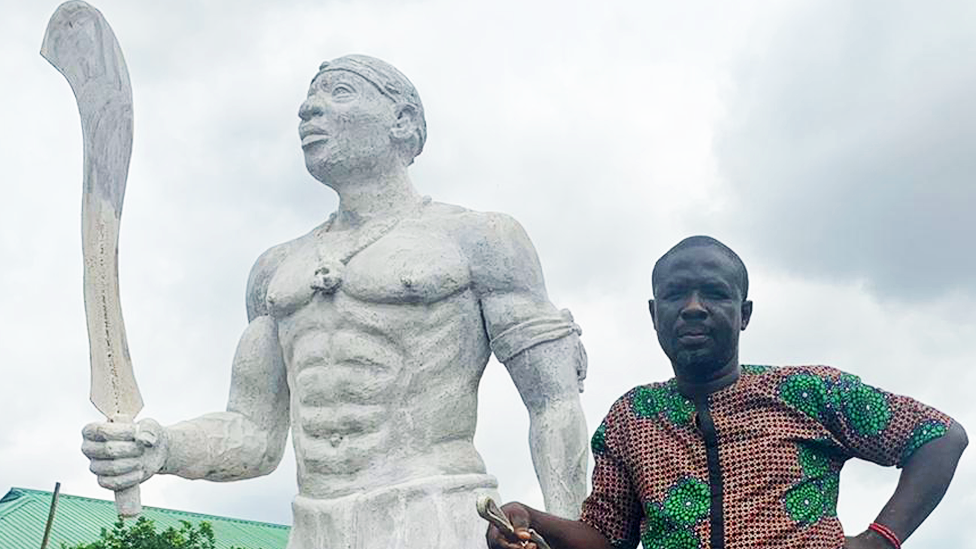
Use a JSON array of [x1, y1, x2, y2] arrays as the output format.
[[714, 0, 976, 301]]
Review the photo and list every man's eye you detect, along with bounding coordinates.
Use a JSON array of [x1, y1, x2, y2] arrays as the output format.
[[707, 287, 732, 299], [332, 85, 353, 97]]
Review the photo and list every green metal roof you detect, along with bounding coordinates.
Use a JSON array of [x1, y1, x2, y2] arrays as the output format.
[[0, 487, 289, 549]]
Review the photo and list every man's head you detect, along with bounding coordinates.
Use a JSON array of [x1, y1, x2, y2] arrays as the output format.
[[652, 236, 748, 300], [648, 236, 753, 382], [298, 54, 427, 183]]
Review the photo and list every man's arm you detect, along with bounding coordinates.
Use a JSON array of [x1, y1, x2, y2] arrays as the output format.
[[160, 244, 291, 481], [159, 314, 290, 480], [466, 212, 589, 518], [84, 248, 291, 487], [845, 420, 968, 548], [503, 337, 589, 517]]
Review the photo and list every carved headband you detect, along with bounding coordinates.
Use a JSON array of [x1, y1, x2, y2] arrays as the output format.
[[317, 54, 422, 110]]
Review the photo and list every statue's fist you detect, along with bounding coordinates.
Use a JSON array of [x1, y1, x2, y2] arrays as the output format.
[[82, 418, 168, 491]]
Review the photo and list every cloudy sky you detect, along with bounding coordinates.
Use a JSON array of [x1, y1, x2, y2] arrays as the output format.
[[1, 0, 974, 546]]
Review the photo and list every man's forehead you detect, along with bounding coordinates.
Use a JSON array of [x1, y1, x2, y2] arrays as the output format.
[[659, 245, 737, 271], [654, 247, 740, 288], [657, 270, 733, 287]]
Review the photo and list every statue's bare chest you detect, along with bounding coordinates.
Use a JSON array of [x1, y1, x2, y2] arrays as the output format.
[[266, 223, 472, 317]]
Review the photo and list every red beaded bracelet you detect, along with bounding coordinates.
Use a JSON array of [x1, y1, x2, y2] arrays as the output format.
[[868, 522, 902, 549]]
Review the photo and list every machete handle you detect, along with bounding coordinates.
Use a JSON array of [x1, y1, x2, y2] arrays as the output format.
[[110, 414, 142, 517], [115, 484, 141, 518]]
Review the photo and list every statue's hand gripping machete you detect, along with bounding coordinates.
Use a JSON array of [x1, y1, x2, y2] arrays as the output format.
[[41, 1, 146, 517]]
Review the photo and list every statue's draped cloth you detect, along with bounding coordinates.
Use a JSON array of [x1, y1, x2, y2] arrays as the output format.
[[289, 473, 499, 548]]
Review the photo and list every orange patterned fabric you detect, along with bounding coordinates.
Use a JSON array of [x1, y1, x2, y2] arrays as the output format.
[[580, 365, 952, 549]]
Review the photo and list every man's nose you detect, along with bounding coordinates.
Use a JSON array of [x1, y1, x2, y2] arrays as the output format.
[[298, 97, 324, 121], [680, 291, 708, 319]]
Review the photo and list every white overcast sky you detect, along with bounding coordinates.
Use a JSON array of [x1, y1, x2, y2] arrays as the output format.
[[1, 0, 974, 546]]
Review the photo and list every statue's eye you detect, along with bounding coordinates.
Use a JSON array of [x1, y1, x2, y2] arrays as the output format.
[[332, 84, 354, 98]]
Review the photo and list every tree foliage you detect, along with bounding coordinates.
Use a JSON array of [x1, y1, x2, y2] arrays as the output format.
[[61, 516, 246, 549]]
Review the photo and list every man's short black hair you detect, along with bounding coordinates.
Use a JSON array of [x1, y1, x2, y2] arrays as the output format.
[[652, 235, 749, 300]]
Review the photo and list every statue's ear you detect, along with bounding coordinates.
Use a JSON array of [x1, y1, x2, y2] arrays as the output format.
[[390, 104, 418, 141]]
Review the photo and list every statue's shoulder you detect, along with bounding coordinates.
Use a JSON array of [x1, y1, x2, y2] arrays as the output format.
[[245, 233, 307, 321], [425, 202, 531, 247], [425, 203, 542, 291]]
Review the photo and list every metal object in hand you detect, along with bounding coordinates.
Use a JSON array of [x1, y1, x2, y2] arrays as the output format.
[[477, 495, 552, 549]]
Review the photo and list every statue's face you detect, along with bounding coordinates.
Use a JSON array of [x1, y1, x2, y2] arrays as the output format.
[[298, 69, 398, 184]]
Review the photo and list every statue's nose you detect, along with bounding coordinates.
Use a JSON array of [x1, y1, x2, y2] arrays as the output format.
[[298, 98, 323, 121]]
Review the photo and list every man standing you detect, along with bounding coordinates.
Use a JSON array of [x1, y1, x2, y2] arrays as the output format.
[[82, 55, 589, 548], [488, 236, 967, 549]]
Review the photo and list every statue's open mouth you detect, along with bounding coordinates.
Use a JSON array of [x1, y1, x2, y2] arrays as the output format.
[[302, 133, 329, 147]]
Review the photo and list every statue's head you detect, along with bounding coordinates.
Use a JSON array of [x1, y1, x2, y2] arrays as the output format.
[[298, 54, 427, 184]]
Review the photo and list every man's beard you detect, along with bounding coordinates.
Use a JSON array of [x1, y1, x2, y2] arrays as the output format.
[[674, 345, 732, 380]]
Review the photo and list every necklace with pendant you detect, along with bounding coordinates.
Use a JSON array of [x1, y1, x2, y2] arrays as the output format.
[[311, 196, 432, 295]]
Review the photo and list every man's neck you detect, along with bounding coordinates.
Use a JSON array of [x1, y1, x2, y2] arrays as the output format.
[[675, 360, 741, 399], [329, 169, 422, 230]]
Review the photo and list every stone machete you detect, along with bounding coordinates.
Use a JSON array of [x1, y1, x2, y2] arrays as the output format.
[[41, 1, 146, 517]]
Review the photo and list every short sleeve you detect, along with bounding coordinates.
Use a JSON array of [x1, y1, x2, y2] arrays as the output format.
[[580, 403, 642, 549], [820, 370, 953, 467]]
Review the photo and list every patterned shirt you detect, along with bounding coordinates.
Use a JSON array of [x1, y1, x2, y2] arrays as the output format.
[[580, 365, 952, 549]]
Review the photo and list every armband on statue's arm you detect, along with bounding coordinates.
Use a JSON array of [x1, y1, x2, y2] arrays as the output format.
[[491, 308, 587, 392]]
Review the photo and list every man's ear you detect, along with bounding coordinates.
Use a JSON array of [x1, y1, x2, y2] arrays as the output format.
[[390, 104, 417, 141], [740, 300, 753, 331], [648, 299, 659, 331]]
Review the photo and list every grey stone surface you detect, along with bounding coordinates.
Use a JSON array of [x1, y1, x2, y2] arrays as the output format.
[[83, 54, 589, 547]]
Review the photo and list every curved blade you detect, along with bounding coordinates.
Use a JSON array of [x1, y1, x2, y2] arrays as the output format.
[[42, 1, 142, 419]]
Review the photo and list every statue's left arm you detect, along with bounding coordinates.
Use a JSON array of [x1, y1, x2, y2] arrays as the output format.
[[467, 212, 589, 519]]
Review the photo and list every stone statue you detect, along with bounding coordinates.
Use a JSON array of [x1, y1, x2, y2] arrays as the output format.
[[82, 54, 589, 548]]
